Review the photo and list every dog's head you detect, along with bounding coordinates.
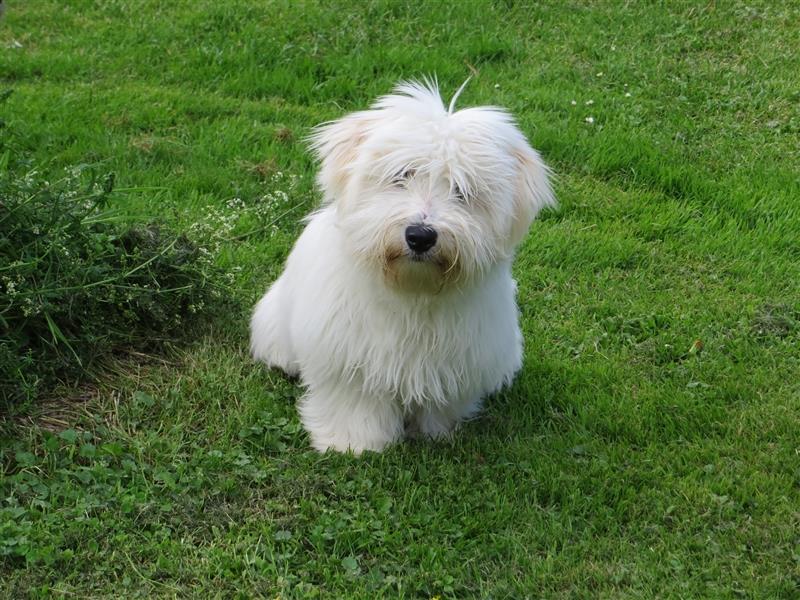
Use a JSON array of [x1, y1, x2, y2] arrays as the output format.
[[309, 80, 555, 293]]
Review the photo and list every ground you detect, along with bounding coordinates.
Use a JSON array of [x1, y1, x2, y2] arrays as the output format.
[[1, 1, 799, 597]]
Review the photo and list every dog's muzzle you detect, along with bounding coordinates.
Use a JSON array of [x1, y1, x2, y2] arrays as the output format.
[[405, 224, 437, 254]]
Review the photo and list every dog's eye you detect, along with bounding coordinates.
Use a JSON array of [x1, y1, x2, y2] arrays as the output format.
[[453, 185, 468, 203], [391, 168, 415, 187]]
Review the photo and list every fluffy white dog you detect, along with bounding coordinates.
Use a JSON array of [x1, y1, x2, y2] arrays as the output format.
[[251, 80, 555, 454]]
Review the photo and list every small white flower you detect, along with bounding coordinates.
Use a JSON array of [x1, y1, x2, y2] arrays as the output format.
[[585, 99, 594, 106], [596, 72, 604, 77], [494, 83, 500, 89], [625, 92, 632, 97], [570, 100, 577, 106], [585, 116, 595, 124]]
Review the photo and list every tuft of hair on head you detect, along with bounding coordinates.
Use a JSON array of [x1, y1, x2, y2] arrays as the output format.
[[396, 74, 440, 98], [376, 76, 444, 112], [448, 77, 472, 114], [376, 76, 474, 117]]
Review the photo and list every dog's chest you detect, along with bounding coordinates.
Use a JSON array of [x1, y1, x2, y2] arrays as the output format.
[[341, 292, 508, 405]]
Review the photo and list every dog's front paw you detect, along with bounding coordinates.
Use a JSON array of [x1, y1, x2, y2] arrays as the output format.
[[299, 386, 404, 455], [308, 430, 396, 455], [411, 397, 483, 441], [414, 410, 458, 440]]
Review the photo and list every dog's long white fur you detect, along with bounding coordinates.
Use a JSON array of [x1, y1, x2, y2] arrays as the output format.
[[251, 80, 555, 453]]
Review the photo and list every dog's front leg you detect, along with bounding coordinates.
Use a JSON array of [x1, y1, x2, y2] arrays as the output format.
[[298, 382, 403, 454]]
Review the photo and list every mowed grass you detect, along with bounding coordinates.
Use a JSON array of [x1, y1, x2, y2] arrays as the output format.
[[2, 0, 800, 597]]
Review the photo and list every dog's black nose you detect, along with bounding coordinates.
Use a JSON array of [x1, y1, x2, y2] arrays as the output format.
[[405, 225, 438, 253]]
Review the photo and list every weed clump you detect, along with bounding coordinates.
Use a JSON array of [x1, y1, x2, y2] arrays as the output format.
[[0, 142, 236, 407]]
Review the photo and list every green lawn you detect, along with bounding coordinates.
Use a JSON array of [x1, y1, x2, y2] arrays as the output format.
[[2, 0, 799, 597]]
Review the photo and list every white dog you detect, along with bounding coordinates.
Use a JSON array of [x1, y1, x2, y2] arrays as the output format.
[[251, 80, 555, 453]]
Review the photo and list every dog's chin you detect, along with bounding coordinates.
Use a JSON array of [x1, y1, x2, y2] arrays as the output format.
[[383, 253, 452, 294]]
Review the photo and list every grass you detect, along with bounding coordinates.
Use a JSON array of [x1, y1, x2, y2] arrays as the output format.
[[2, 0, 799, 597], [0, 151, 238, 405]]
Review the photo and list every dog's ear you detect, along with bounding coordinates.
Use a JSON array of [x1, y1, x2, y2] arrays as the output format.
[[309, 111, 374, 202], [508, 143, 556, 249]]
